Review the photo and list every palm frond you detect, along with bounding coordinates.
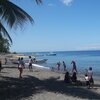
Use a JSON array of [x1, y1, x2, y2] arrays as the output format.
[[0, 0, 34, 28], [0, 22, 12, 43], [35, 0, 42, 4]]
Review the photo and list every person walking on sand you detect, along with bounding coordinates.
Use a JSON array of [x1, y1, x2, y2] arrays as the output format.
[[0, 60, 2, 72], [63, 61, 67, 71], [28, 56, 33, 71], [18, 57, 25, 78]]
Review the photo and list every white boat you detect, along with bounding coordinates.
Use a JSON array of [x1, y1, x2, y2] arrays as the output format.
[[33, 59, 48, 64], [46, 52, 56, 56], [10, 58, 47, 64]]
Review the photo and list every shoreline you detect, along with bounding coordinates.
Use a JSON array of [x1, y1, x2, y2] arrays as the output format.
[[0, 54, 100, 100]]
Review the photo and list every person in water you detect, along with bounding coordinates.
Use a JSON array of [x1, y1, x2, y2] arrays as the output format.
[[62, 61, 67, 71]]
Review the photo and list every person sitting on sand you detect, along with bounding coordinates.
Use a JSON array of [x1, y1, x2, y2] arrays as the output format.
[[18, 57, 25, 78], [64, 71, 71, 83], [71, 72, 77, 82], [0, 60, 2, 72]]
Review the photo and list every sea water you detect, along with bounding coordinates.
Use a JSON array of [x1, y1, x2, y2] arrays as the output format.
[[21, 50, 100, 79]]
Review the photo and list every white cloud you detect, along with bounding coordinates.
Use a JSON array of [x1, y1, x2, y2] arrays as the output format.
[[61, 0, 73, 6]]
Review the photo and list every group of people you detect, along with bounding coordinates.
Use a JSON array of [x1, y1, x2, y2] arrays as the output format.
[[64, 61, 77, 83], [18, 56, 33, 78], [64, 60, 94, 88], [56, 61, 67, 71], [84, 67, 94, 88]]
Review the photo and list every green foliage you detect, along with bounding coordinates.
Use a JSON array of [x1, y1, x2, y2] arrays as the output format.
[[0, 34, 10, 53], [0, 0, 42, 52]]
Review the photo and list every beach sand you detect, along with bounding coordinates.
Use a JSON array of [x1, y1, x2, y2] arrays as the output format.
[[0, 54, 100, 100]]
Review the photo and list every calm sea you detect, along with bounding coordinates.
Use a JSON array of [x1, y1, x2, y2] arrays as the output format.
[[20, 50, 100, 79]]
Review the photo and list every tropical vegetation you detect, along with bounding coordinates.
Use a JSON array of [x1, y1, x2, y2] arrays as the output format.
[[0, 0, 42, 52]]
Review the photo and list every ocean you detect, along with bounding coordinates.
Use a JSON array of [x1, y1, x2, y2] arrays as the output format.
[[20, 50, 100, 79]]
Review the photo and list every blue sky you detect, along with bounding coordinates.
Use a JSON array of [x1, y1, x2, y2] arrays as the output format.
[[10, 0, 100, 52]]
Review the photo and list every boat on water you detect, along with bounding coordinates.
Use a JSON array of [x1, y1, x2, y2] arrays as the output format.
[[32, 53, 44, 57], [10, 58, 48, 64], [33, 59, 48, 64], [46, 52, 56, 56]]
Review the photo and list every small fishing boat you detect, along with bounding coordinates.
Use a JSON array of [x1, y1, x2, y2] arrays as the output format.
[[33, 59, 48, 64], [46, 52, 56, 56], [10, 58, 47, 64]]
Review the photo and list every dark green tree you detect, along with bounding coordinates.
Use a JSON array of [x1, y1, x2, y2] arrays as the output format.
[[0, 33, 10, 53]]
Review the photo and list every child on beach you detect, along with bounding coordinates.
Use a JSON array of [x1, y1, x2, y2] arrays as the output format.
[[18, 57, 25, 78], [85, 74, 90, 88], [87, 67, 94, 88], [56, 62, 61, 71]]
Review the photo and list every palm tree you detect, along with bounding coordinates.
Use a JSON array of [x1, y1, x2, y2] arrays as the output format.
[[0, 0, 42, 28], [0, 22, 12, 43], [0, 33, 10, 53], [0, 0, 42, 43]]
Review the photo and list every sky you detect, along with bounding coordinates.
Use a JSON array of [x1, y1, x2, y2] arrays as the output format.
[[9, 0, 100, 52]]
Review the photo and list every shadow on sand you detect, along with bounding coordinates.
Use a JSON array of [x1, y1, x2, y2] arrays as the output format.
[[0, 75, 100, 100]]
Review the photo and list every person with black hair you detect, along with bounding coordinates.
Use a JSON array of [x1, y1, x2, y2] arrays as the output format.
[[18, 57, 25, 78], [88, 67, 94, 88], [64, 71, 71, 83]]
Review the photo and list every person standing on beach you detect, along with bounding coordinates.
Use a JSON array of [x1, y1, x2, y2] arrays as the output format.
[[71, 61, 77, 82], [28, 56, 33, 71], [87, 67, 94, 88], [5, 58, 7, 65], [18, 57, 20, 66], [18, 57, 25, 78], [0, 60, 2, 72], [71, 61, 77, 73], [56, 62, 61, 71], [63, 61, 67, 71], [85, 74, 90, 88]]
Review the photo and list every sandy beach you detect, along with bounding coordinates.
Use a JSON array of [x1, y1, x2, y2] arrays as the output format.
[[0, 54, 100, 100]]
